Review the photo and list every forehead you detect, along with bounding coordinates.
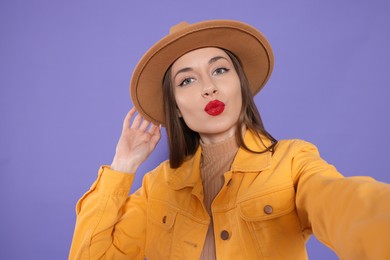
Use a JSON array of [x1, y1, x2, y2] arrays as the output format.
[[171, 47, 230, 69]]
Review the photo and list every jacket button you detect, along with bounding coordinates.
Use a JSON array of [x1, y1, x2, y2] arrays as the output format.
[[264, 205, 273, 215], [220, 230, 230, 240], [162, 216, 167, 223]]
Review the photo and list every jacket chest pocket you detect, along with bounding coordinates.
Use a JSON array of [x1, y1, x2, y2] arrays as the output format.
[[238, 185, 306, 259], [239, 185, 296, 221], [146, 200, 178, 259]]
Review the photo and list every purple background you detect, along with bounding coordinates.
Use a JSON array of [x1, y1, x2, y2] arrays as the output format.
[[1, 0, 389, 259]]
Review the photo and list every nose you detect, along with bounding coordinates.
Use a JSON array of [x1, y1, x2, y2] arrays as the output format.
[[201, 80, 218, 98], [202, 87, 218, 97]]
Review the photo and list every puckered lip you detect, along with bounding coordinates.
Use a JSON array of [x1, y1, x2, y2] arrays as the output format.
[[204, 100, 225, 116]]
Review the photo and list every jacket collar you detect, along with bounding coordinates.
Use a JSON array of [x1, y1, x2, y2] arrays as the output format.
[[167, 147, 203, 191], [231, 130, 272, 172], [167, 130, 272, 191]]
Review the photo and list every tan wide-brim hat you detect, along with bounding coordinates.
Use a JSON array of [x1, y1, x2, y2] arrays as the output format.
[[130, 19, 274, 125]]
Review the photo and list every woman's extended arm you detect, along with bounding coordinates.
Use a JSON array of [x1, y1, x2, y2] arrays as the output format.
[[292, 141, 390, 259]]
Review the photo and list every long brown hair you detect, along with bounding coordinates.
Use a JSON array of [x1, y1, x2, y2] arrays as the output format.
[[163, 48, 277, 169]]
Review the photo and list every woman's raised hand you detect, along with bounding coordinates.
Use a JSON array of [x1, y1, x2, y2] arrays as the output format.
[[110, 107, 161, 174]]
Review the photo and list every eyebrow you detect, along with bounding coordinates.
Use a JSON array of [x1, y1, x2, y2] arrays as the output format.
[[173, 56, 229, 80]]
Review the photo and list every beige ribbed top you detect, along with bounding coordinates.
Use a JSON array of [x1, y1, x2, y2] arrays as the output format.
[[199, 135, 239, 260]]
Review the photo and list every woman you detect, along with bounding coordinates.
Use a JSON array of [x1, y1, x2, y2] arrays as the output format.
[[69, 20, 390, 259]]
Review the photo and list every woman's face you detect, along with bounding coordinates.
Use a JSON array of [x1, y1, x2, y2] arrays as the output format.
[[171, 47, 242, 144]]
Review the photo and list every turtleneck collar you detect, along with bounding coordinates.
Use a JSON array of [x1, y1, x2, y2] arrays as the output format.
[[200, 134, 239, 166]]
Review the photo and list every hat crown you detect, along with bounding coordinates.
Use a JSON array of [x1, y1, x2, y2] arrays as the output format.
[[169, 21, 189, 34]]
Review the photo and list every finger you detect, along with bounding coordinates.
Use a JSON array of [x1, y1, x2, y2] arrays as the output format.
[[139, 119, 150, 132], [152, 124, 161, 137], [123, 107, 137, 130], [148, 124, 158, 134], [150, 125, 161, 145], [151, 124, 162, 136], [131, 113, 143, 129]]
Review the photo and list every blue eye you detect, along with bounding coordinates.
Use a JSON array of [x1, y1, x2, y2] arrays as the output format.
[[178, 77, 195, 87], [213, 67, 229, 75]]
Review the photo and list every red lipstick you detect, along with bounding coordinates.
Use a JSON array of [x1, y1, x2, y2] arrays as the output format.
[[205, 100, 225, 116]]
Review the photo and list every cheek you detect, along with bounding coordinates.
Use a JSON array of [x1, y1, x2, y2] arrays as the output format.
[[230, 79, 243, 106], [175, 97, 193, 122], [232, 95, 243, 119], [174, 93, 187, 112], [174, 89, 198, 112], [174, 93, 203, 129]]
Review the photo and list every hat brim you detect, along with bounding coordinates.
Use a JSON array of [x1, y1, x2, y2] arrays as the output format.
[[130, 20, 274, 125]]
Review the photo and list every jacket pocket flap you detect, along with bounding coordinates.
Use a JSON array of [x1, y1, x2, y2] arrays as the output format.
[[149, 200, 178, 229], [239, 186, 295, 221]]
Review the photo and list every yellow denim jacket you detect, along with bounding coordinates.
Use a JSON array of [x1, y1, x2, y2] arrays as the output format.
[[69, 131, 390, 259]]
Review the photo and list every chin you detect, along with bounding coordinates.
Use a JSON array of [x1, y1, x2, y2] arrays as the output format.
[[198, 123, 237, 136], [184, 114, 239, 134]]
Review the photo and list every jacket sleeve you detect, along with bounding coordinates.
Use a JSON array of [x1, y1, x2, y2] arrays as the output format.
[[69, 166, 148, 260], [293, 140, 390, 259]]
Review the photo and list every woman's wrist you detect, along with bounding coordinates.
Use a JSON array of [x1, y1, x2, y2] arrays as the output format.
[[110, 159, 139, 174]]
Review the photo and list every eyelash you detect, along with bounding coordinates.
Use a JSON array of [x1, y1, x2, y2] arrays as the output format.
[[213, 67, 230, 75], [178, 78, 195, 87], [177, 67, 230, 87]]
